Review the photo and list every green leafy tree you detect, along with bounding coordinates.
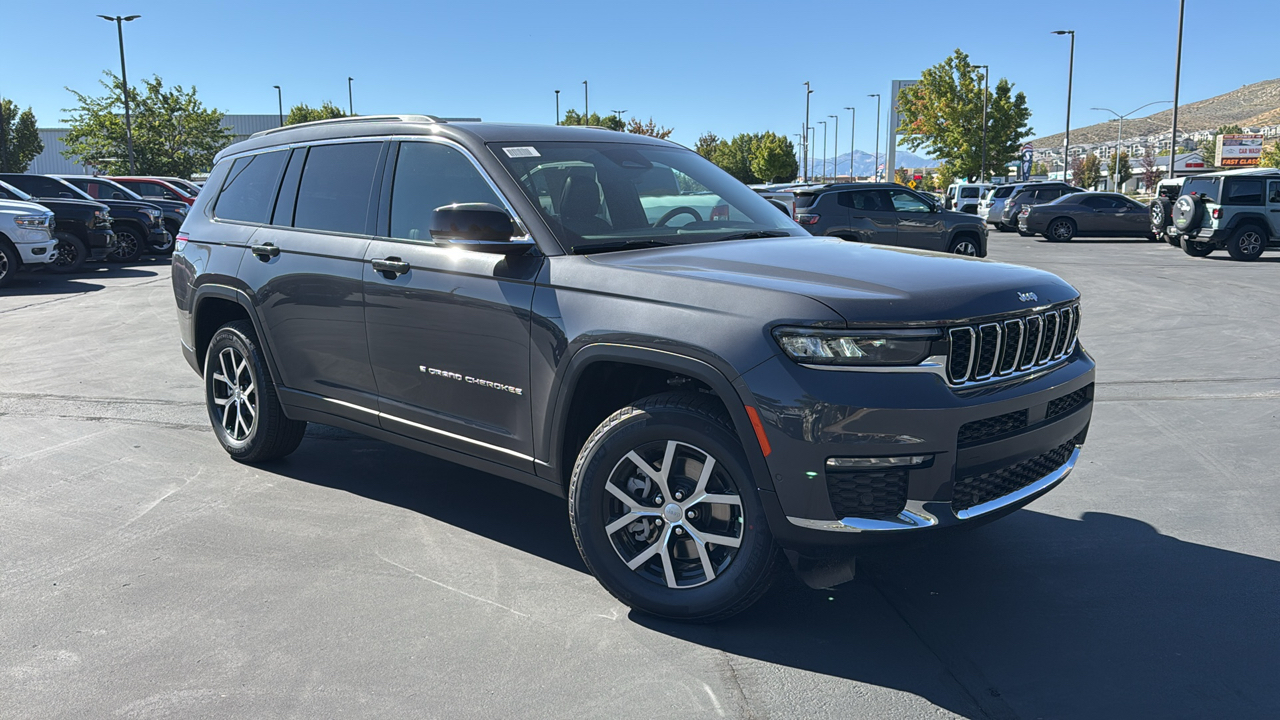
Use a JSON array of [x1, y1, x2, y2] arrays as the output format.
[[62, 72, 231, 176], [695, 132, 720, 159], [935, 164, 956, 191], [559, 109, 622, 130], [710, 133, 761, 184], [894, 168, 909, 184], [1031, 160, 1049, 177], [1113, 151, 1133, 189], [599, 114, 625, 131], [286, 101, 347, 125], [1196, 124, 1244, 168], [1077, 153, 1102, 188], [750, 132, 798, 183], [0, 100, 44, 173], [897, 49, 1033, 183], [1261, 141, 1280, 169], [625, 117, 673, 139]]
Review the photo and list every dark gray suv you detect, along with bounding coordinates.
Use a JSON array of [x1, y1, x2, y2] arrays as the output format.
[[172, 116, 1094, 621], [792, 183, 988, 256]]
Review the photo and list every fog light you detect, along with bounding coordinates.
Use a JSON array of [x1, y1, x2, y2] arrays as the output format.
[[33, 247, 47, 255], [826, 455, 930, 469]]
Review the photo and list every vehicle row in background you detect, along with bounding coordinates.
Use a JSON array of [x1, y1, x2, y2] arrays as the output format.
[[792, 182, 987, 255], [0, 191, 58, 288]]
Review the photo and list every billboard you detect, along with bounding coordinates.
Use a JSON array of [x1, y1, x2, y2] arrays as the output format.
[[1215, 134, 1264, 167]]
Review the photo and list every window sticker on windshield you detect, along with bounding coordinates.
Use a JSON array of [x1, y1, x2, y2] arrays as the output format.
[[504, 146, 540, 158]]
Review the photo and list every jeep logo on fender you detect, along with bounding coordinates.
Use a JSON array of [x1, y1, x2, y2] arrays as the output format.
[[1017, 291, 1038, 303]]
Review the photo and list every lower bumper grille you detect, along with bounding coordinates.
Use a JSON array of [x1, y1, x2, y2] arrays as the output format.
[[1047, 384, 1092, 419], [827, 469, 908, 520], [952, 438, 1078, 512]]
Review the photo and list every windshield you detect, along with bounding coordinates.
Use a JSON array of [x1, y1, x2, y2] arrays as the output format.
[[490, 141, 803, 253], [52, 178, 97, 202], [1183, 177, 1220, 203]]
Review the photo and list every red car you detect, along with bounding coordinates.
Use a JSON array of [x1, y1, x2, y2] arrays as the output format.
[[109, 176, 196, 206]]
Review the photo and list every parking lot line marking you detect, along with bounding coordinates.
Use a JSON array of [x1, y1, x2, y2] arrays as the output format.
[[376, 552, 528, 618]]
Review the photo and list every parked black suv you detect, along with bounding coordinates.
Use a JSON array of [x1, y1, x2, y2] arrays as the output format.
[[0, 179, 115, 273], [792, 182, 988, 256], [173, 116, 1095, 621], [55, 175, 182, 255], [0, 174, 165, 265]]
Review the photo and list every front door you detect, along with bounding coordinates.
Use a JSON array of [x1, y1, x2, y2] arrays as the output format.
[[839, 189, 898, 244], [888, 187, 946, 250], [363, 139, 542, 470]]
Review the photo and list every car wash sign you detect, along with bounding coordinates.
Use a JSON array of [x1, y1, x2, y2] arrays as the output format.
[[1216, 134, 1264, 167]]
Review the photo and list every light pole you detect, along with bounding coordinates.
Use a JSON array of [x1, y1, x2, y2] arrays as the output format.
[[1052, 30, 1075, 178], [611, 109, 627, 129], [977, 65, 989, 182], [868, 94, 881, 181], [347, 77, 354, 115], [554, 90, 560, 124], [808, 126, 816, 181], [818, 121, 828, 181], [97, 14, 141, 173], [0, 91, 7, 171], [1170, 0, 1186, 179], [1092, 101, 1172, 190], [792, 132, 803, 180], [803, 82, 813, 182], [273, 85, 283, 127], [844, 107, 856, 178], [828, 114, 839, 180], [582, 80, 589, 119]]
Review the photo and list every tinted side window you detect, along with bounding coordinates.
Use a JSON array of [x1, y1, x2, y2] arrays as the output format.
[[1224, 179, 1263, 206], [1269, 181, 1280, 204], [1182, 177, 1219, 203], [214, 150, 288, 224], [888, 188, 930, 213], [994, 186, 1015, 198], [293, 142, 381, 235], [1079, 196, 1116, 209], [389, 142, 504, 241], [839, 189, 890, 211], [960, 187, 980, 198], [272, 148, 306, 226]]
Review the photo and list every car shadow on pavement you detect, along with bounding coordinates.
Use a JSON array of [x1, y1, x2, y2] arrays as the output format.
[[8, 266, 161, 295], [639, 510, 1280, 718], [1203, 255, 1280, 263]]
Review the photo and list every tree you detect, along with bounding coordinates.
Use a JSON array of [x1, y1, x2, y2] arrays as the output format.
[[559, 109, 625, 131], [0, 100, 44, 173], [896, 49, 1033, 183], [1139, 146, 1165, 189], [62, 72, 231, 177], [1032, 160, 1049, 177], [1196, 124, 1244, 168], [1077, 153, 1102, 188], [625, 117, 673, 139], [695, 132, 720, 159], [286, 101, 347, 125], [1261, 141, 1280, 169], [1069, 154, 1085, 183], [710, 133, 760, 184], [1114, 151, 1133, 190], [894, 168, 910, 184], [749, 132, 798, 183]]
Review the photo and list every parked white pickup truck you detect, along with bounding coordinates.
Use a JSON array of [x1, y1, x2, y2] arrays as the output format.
[[0, 198, 57, 288]]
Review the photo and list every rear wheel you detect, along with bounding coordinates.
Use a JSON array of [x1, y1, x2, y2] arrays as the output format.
[[109, 225, 146, 263], [1045, 218, 1076, 242], [1225, 225, 1266, 261], [569, 392, 780, 622], [0, 241, 18, 289], [50, 233, 87, 274], [204, 320, 307, 462], [1181, 237, 1214, 257]]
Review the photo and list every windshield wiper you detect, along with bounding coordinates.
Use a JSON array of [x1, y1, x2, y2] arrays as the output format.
[[708, 229, 795, 242], [571, 239, 675, 255]]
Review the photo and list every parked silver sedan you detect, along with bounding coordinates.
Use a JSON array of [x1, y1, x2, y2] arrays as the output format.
[[1021, 192, 1159, 242]]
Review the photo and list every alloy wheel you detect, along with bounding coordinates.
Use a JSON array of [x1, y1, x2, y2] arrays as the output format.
[[0, 251, 8, 282], [210, 347, 257, 442], [603, 439, 744, 589], [952, 240, 979, 256], [1239, 231, 1264, 256], [112, 230, 141, 261], [53, 239, 79, 269], [1052, 221, 1073, 240]]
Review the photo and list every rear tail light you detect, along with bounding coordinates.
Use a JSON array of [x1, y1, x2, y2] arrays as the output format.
[[794, 213, 821, 225], [175, 232, 190, 251], [1211, 208, 1221, 219]]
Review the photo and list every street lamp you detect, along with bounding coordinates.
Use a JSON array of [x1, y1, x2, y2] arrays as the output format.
[[1092, 101, 1173, 190], [582, 80, 589, 118], [97, 14, 141, 174], [1052, 30, 1075, 177], [347, 77, 354, 116], [808, 126, 816, 181], [803, 82, 813, 182], [611, 109, 627, 121], [844, 107, 856, 179], [819, 120, 828, 181], [1170, 0, 1186, 179], [977, 65, 990, 182], [868, 94, 881, 181], [273, 85, 283, 127], [554, 90, 560, 124], [828, 114, 839, 180]]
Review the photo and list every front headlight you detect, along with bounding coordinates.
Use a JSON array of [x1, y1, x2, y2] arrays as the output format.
[[14, 213, 53, 229], [145, 208, 162, 221], [175, 205, 188, 216], [773, 328, 941, 366]]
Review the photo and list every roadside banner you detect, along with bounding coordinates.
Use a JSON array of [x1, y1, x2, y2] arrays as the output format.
[[1216, 134, 1264, 167], [1020, 144, 1034, 181]]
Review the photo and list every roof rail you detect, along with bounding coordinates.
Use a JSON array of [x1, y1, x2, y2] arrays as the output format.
[[249, 114, 443, 139]]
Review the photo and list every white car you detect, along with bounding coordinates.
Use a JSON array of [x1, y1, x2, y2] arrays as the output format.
[[0, 198, 57, 288]]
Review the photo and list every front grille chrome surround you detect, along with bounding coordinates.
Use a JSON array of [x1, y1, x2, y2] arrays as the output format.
[[946, 303, 1080, 386]]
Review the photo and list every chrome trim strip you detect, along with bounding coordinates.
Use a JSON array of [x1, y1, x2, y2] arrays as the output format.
[[320, 397, 535, 462], [786, 503, 938, 532], [954, 446, 1080, 520]]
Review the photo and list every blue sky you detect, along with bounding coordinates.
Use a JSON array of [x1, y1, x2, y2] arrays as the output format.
[[4, 0, 1273, 157]]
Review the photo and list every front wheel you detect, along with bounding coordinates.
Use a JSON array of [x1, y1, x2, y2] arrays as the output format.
[[50, 233, 87, 273], [110, 226, 146, 263], [948, 236, 980, 256], [569, 392, 780, 622], [0, 241, 18, 288], [205, 320, 307, 463], [1225, 225, 1266, 261]]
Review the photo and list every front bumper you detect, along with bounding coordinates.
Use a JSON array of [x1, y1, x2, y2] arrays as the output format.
[[12, 230, 58, 265], [86, 229, 117, 260], [743, 348, 1095, 552], [148, 228, 171, 250]]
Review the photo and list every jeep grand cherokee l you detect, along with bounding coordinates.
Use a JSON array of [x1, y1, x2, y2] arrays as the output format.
[[173, 116, 1095, 621]]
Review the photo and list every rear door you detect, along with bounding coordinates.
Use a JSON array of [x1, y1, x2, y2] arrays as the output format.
[[888, 187, 945, 250], [362, 138, 541, 470], [838, 189, 897, 244]]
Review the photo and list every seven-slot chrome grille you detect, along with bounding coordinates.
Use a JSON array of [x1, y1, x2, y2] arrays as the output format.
[[946, 304, 1080, 386]]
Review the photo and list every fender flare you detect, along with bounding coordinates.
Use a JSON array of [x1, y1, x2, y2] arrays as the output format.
[[1222, 212, 1272, 237], [191, 282, 283, 385], [542, 343, 774, 493]]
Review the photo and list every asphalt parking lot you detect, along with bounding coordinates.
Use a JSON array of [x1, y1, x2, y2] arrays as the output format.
[[3, 237, 1278, 719]]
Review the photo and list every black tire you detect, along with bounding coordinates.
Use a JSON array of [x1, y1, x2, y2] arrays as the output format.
[[204, 320, 307, 463], [1165, 230, 1180, 247], [569, 391, 780, 622], [1045, 217, 1076, 242], [109, 224, 146, 263], [947, 235, 981, 256], [50, 232, 87, 274], [1181, 237, 1214, 257], [0, 240, 18, 289], [153, 221, 178, 254], [996, 222, 1014, 233], [1225, 224, 1267, 261]]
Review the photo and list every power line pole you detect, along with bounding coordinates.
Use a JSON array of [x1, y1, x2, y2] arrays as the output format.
[[803, 82, 812, 182], [1169, 0, 1185, 179]]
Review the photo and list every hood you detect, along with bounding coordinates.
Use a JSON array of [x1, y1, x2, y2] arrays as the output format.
[[20, 197, 109, 214], [587, 236, 1078, 326], [0, 199, 53, 214]]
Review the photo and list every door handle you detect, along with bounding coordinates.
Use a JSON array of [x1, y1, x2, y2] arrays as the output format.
[[372, 257, 410, 277], [250, 243, 279, 260]]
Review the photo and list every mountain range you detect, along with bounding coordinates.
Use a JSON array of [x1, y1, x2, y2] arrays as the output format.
[[802, 148, 940, 177], [1032, 77, 1280, 149]]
